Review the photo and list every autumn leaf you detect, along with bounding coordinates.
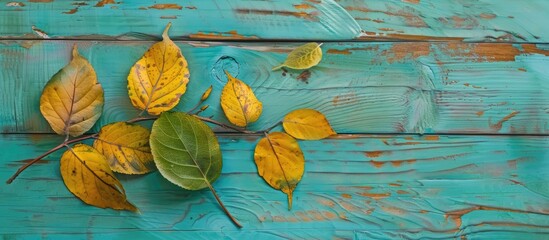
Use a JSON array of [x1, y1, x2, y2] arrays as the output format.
[[39, 45, 104, 137], [220, 71, 262, 127], [60, 144, 137, 211], [272, 42, 323, 71], [254, 132, 305, 209], [93, 122, 154, 174], [201, 85, 213, 101], [283, 109, 336, 140], [150, 111, 241, 227], [127, 22, 190, 115]]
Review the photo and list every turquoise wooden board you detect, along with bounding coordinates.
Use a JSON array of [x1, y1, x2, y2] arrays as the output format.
[[1, 0, 548, 239], [0, 0, 548, 42], [1, 134, 548, 239], [0, 41, 547, 134]]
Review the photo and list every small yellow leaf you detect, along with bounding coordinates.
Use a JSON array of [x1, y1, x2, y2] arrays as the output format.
[[94, 122, 154, 174], [283, 109, 336, 140], [254, 132, 304, 209], [200, 105, 209, 111], [200, 85, 213, 101], [40, 45, 104, 137], [220, 71, 263, 127], [127, 22, 190, 115], [60, 144, 137, 211], [272, 42, 323, 71]]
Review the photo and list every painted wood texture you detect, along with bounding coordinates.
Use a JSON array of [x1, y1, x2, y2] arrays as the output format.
[[1, 41, 548, 134], [1, 134, 548, 239], [1, 0, 549, 42], [2, 1, 549, 239]]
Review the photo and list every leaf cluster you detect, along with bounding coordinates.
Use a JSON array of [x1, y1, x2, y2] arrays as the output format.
[[7, 23, 335, 227]]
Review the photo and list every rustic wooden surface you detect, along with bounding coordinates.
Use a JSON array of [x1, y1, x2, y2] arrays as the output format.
[[1, 0, 548, 239]]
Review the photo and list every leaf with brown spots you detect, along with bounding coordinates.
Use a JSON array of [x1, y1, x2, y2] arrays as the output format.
[[93, 122, 154, 174], [254, 132, 305, 209], [39, 45, 104, 137], [60, 144, 137, 211], [283, 109, 336, 140], [220, 71, 263, 127], [127, 22, 190, 115]]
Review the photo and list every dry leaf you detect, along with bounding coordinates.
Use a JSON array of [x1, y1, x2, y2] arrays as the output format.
[[254, 132, 305, 209], [127, 22, 190, 115], [60, 144, 137, 211], [94, 122, 154, 174], [283, 109, 336, 140], [220, 71, 262, 127], [201, 85, 213, 101], [40, 45, 104, 137], [272, 42, 323, 71]]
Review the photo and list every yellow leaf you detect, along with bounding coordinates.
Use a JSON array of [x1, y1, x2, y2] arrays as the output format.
[[272, 42, 323, 71], [127, 22, 190, 115], [200, 85, 213, 101], [283, 109, 336, 140], [60, 144, 137, 211], [39, 45, 104, 137], [220, 71, 262, 127], [93, 122, 154, 174], [254, 132, 304, 209]]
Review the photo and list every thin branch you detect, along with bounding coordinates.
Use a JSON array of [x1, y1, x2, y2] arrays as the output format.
[[187, 100, 205, 114], [7, 114, 274, 184], [194, 115, 255, 134], [127, 116, 158, 123], [264, 121, 281, 133], [6, 142, 65, 184], [6, 133, 98, 184]]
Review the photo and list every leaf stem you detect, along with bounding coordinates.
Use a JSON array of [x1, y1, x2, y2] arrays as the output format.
[[187, 100, 204, 114], [205, 182, 243, 228]]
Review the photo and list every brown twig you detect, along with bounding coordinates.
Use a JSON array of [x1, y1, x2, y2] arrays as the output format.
[[194, 115, 255, 134], [127, 116, 158, 123], [6, 133, 98, 184], [7, 115, 276, 184]]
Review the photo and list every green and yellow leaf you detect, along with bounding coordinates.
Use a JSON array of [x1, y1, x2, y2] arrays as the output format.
[[127, 23, 190, 115], [272, 42, 323, 71], [93, 122, 154, 174], [150, 112, 222, 190], [283, 108, 336, 140], [254, 132, 305, 209], [220, 71, 262, 127], [60, 144, 137, 211], [39, 45, 104, 137]]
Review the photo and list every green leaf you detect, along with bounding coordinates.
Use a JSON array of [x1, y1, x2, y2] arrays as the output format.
[[150, 111, 221, 190], [150, 111, 242, 227]]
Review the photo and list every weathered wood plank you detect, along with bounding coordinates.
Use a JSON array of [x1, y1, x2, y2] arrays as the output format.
[[1, 134, 548, 239], [1, 0, 548, 42], [1, 41, 548, 134]]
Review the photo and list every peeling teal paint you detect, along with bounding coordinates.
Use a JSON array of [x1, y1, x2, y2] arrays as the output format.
[[0, 41, 547, 134], [1, 1, 548, 239], [1, 134, 548, 239]]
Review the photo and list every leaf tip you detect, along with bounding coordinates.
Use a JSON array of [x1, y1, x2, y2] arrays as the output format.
[[71, 44, 79, 58], [162, 22, 172, 40]]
